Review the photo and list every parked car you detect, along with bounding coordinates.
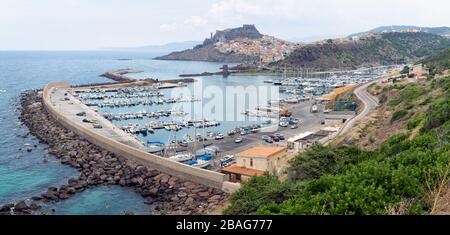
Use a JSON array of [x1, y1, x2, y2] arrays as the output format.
[[93, 124, 103, 129], [262, 135, 270, 141], [290, 124, 298, 129], [179, 141, 189, 147], [215, 134, 224, 140], [279, 122, 288, 127], [269, 134, 280, 142], [275, 133, 285, 140], [76, 112, 86, 117], [265, 138, 274, 143], [82, 118, 91, 123]]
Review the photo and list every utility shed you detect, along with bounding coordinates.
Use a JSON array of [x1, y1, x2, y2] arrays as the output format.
[[287, 130, 336, 151]]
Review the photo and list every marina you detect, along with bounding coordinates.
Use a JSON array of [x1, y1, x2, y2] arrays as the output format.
[[56, 65, 399, 173]]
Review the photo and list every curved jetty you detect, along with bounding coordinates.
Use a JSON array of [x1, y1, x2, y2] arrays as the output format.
[[0, 88, 228, 215]]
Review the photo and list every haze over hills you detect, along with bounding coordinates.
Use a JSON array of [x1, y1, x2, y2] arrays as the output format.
[[348, 25, 450, 38], [101, 41, 201, 54]]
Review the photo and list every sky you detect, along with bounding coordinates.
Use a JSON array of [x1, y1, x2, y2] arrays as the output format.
[[1, 0, 450, 50]]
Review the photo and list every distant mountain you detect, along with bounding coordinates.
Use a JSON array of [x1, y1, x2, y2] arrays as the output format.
[[102, 41, 201, 54], [155, 25, 278, 63], [275, 32, 450, 71], [348, 25, 450, 38]]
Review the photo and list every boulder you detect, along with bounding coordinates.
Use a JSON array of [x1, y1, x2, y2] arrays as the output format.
[[30, 203, 42, 211], [160, 175, 170, 184], [185, 197, 195, 205], [198, 191, 210, 198], [208, 195, 221, 203], [66, 187, 76, 194], [0, 204, 14, 212], [59, 193, 70, 200], [153, 173, 166, 181], [31, 196, 43, 201], [42, 190, 58, 201], [177, 192, 188, 198], [147, 187, 159, 197], [14, 201, 30, 211]]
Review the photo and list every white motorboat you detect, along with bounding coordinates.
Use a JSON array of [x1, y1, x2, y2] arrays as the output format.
[[169, 154, 193, 162], [191, 160, 211, 169]]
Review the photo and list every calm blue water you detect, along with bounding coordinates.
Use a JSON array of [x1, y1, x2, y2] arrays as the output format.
[[0, 51, 280, 214]]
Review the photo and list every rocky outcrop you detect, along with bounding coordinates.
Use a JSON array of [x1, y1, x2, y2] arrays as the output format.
[[0, 90, 228, 215], [155, 44, 259, 63], [155, 25, 262, 63], [202, 24, 263, 46]]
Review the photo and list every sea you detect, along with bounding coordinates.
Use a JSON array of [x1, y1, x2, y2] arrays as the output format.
[[0, 51, 281, 215]]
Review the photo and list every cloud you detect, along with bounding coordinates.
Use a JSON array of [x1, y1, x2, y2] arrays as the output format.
[[159, 0, 450, 41]]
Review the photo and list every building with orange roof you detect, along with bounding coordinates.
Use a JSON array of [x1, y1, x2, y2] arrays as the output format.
[[222, 146, 287, 182]]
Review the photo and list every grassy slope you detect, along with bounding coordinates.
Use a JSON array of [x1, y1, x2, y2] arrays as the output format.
[[224, 75, 450, 215]]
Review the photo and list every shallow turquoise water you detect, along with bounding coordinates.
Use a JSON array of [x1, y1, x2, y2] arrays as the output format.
[[0, 51, 226, 214], [41, 186, 154, 215]]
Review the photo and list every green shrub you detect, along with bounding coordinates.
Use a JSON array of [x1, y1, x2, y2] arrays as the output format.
[[391, 110, 409, 122], [401, 66, 410, 74], [424, 96, 450, 130], [223, 174, 303, 215], [407, 114, 425, 130], [399, 84, 427, 103], [388, 100, 400, 107]]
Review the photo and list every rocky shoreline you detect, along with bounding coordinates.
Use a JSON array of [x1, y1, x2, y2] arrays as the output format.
[[0, 90, 227, 215]]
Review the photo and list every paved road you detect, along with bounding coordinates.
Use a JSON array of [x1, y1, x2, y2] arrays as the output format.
[[51, 87, 146, 150], [339, 80, 380, 135]]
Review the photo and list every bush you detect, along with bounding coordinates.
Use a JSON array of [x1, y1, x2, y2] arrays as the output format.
[[401, 66, 410, 74], [407, 114, 425, 130], [223, 174, 303, 215], [388, 100, 400, 107], [399, 84, 426, 103], [391, 110, 409, 123], [424, 96, 450, 130], [287, 145, 371, 181]]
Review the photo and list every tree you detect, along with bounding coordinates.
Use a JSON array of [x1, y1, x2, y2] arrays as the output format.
[[401, 66, 410, 74]]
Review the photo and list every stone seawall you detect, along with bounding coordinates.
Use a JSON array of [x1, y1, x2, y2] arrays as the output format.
[[43, 82, 227, 189], [0, 89, 228, 215]]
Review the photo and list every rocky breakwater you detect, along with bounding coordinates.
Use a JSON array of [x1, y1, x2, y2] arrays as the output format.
[[100, 68, 138, 83], [0, 90, 227, 215]]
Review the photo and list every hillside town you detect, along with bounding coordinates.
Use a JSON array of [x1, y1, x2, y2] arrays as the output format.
[[216, 35, 302, 64]]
